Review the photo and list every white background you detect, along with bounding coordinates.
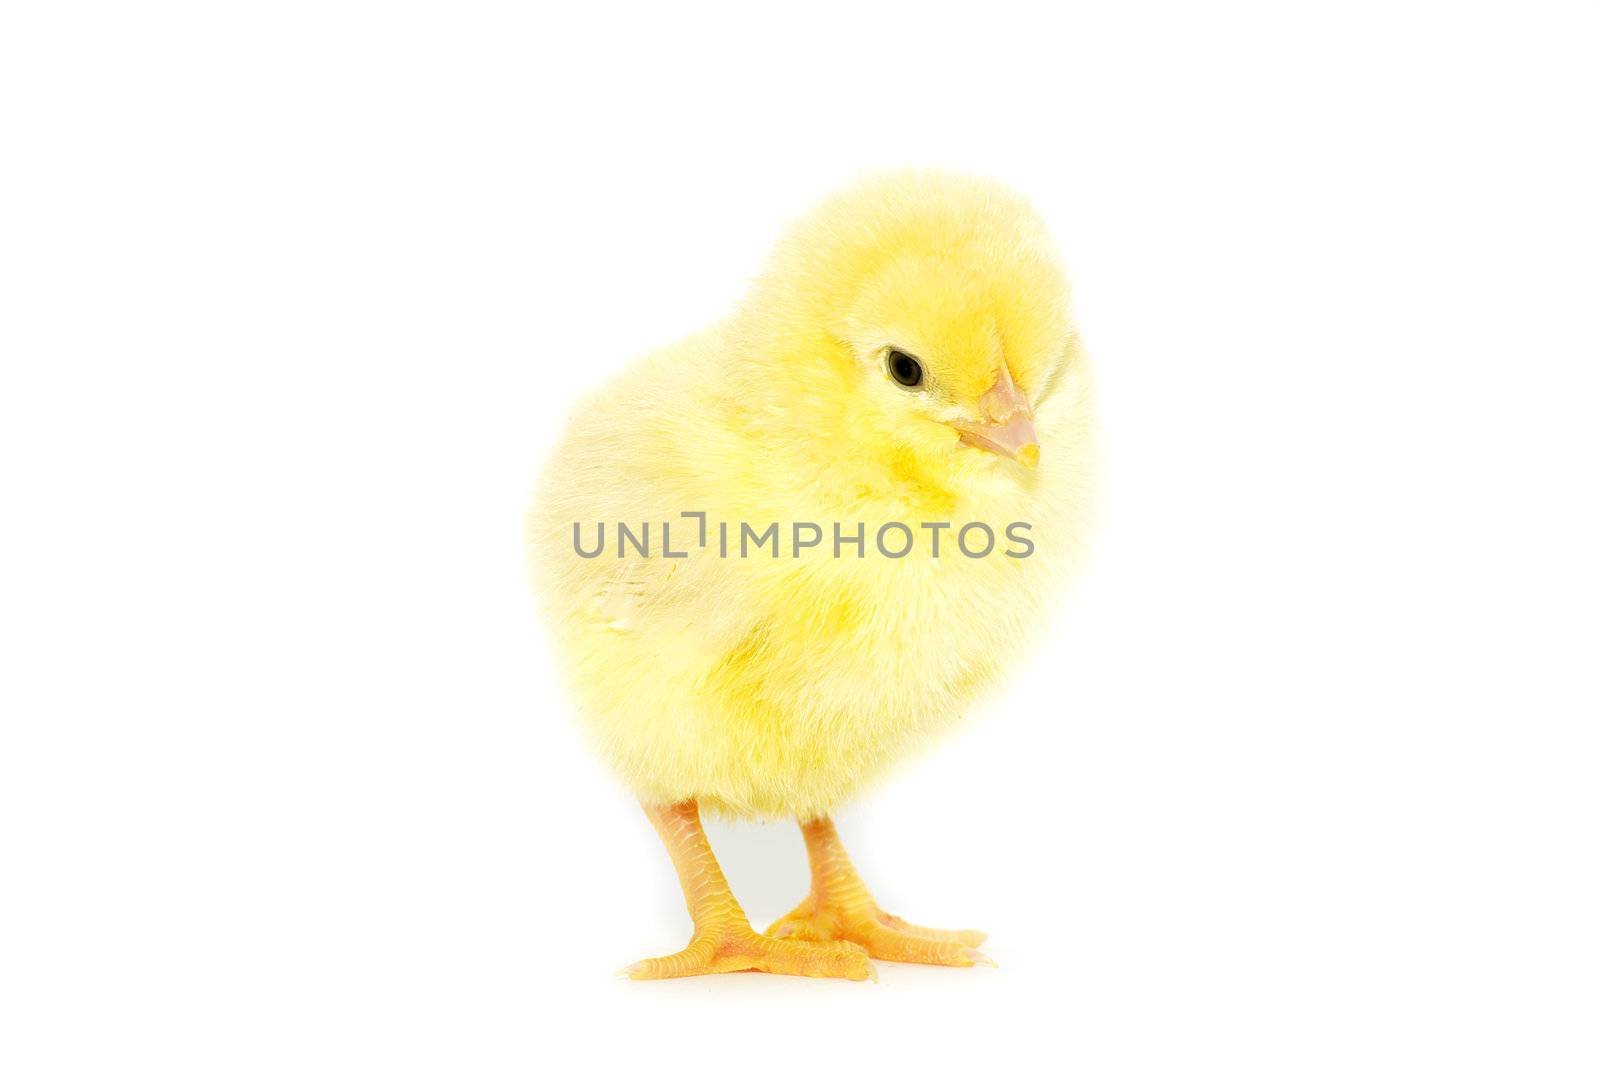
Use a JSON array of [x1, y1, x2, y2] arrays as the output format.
[[3, 2, 1597, 1068]]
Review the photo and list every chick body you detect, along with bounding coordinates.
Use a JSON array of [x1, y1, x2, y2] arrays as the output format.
[[531, 172, 1094, 820]]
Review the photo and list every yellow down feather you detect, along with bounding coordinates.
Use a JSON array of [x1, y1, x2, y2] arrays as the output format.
[[529, 170, 1095, 820]]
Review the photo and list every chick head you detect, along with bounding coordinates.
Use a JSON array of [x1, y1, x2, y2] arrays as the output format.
[[746, 171, 1074, 473]]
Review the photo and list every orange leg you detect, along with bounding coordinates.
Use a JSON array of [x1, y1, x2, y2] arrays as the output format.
[[626, 801, 874, 981], [765, 815, 993, 967]]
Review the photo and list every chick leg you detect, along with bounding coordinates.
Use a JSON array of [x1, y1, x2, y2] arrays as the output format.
[[625, 801, 875, 981], [765, 815, 993, 967]]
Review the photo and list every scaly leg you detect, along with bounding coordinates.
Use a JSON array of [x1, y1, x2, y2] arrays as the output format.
[[625, 801, 875, 981], [765, 815, 993, 967]]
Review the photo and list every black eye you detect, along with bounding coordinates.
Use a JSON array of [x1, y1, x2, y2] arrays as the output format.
[[886, 348, 924, 388]]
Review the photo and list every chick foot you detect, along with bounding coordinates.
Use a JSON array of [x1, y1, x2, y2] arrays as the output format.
[[767, 896, 991, 967], [766, 815, 992, 967], [631, 799, 874, 981], [626, 925, 873, 980]]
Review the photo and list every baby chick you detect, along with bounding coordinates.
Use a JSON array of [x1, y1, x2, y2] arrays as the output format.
[[529, 171, 1095, 980]]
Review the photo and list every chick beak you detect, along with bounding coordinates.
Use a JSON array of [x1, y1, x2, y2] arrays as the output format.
[[949, 362, 1039, 468]]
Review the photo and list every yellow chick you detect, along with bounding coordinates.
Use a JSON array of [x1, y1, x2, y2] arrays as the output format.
[[529, 171, 1095, 980]]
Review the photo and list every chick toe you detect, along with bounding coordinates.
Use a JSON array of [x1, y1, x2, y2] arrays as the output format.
[[766, 903, 988, 968], [626, 928, 874, 981]]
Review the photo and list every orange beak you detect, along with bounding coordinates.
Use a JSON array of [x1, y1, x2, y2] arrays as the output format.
[[949, 362, 1039, 468]]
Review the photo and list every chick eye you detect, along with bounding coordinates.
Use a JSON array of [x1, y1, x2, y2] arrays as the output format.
[[886, 348, 924, 389]]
